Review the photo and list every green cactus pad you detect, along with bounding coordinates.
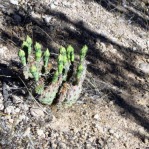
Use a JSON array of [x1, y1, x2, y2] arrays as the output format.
[[39, 78, 62, 105], [35, 84, 44, 94], [52, 70, 59, 83], [67, 45, 74, 62], [76, 64, 84, 80], [80, 45, 88, 62], [63, 61, 87, 106]]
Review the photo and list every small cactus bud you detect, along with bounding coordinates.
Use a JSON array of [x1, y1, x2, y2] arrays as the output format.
[[26, 35, 32, 46], [34, 42, 42, 52], [30, 65, 39, 82], [80, 45, 88, 61], [18, 49, 25, 57], [52, 70, 59, 83], [60, 47, 67, 65], [67, 45, 74, 62], [30, 65, 37, 73], [18, 49, 26, 66], [44, 48, 50, 57], [22, 41, 28, 49], [44, 49, 50, 67], [59, 46, 66, 55]]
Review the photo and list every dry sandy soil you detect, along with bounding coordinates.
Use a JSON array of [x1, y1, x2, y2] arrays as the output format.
[[0, 0, 149, 148]]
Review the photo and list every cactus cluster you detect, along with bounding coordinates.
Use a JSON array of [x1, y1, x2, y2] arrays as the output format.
[[18, 35, 88, 106]]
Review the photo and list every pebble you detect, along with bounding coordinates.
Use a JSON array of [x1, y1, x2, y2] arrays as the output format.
[[30, 107, 45, 118], [93, 114, 100, 120], [139, 63, 149, 74], [43, 15, 52, 24], [144, 137, 149, 144], [31, 11, 42, 19], [37, 129, 45, 138], [59, 143, 66, 148], [100, 42, 107, 52], [15, 114, 27, 125], [109, 129, 115, 135], [20, 104, 29, 111], [50, 3, 57, 9], [4, 106, 15, 115], [0, 103, 4, 111], [23, 127, 31, 137], [9, 0, 19, 5], [12, 95, 23, 104]]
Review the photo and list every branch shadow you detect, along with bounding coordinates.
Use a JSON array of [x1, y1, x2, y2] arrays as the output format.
[[0, 3, 149, 132], [86, 0, 149, 30]]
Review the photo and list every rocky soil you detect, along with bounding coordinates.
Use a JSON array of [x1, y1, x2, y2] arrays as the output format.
[[0, 0, 149, 148]]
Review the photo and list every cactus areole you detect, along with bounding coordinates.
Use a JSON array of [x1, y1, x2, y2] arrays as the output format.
[[18, 35, 88, 106]]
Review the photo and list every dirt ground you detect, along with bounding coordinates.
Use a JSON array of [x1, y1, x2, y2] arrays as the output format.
[[0, 0, 149, 148]]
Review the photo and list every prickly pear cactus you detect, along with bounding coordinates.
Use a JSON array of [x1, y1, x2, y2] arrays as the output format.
[[18, 35, 88, 106]]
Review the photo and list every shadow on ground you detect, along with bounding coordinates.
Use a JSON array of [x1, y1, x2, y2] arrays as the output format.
[[85, 0, 149, 30], [0, 2, 149, 132]]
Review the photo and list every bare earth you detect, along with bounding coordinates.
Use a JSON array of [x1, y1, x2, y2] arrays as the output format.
[[0, 0, 149, 148]]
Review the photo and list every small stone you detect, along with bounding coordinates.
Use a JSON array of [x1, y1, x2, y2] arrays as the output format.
[[43, 15, 52, 23], [4, 106, 15, 114], [12, 95, 23, 104], [16, 114, 28, 125], [132, 47, 137, 51], [144, 137, 149, 144], [50, 3, 57, 9], [37, 129, 45, 138], [59, 143, 66, 148], [113, 133, 120, 139], [8, 118, 14, 124], [30, 107, 45, 118], [86, 143, 92, 149], [15, 108, 20, 113], [20, 104, 29, 111], [9, 0, 18, 5], [0, 103, 4, 111], [93, 114, 99, 120], [100, 42, 107, 52], [139, 63, 149, 74], [31, 12, 41, 19], [23, 127, 31, 136], [109, 129, 114, 134]]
